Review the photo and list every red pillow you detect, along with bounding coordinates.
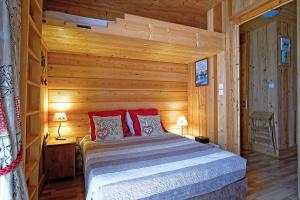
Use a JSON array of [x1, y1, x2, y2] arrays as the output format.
[[128, 108, 167, 136], [88, 109, 131, 141]]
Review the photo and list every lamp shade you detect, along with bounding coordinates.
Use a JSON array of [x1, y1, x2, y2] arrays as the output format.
[[54, 112, 68, 122], [177, 116, 188, 126]]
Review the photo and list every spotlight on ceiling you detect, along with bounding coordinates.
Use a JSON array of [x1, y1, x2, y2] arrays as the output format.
[[261, 9, 280, 19]]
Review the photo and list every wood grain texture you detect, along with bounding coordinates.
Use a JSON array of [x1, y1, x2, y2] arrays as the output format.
[[232, 0, 294, 24], [240, 2, 297, 153], [44, 138, 76, 181], [42, 17, 225, 64], [48, 52, 189, 138], [44, 0, 221, 29], [244, 148, 297, 200], [39, 148, 298, 200]]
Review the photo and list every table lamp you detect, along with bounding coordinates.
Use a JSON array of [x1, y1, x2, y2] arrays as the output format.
[[177, 116, 188, 136], [54, 112, 67, 140]]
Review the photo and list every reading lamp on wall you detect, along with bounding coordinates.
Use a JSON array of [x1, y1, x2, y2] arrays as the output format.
[[177, 116, 188, 136], [54, 112, 68, 140]]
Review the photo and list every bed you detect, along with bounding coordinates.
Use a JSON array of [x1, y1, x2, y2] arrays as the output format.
[[81, 133, 247, 200]]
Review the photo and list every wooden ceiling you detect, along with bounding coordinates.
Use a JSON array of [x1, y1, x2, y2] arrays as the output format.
[[45, 0, 221, 29]]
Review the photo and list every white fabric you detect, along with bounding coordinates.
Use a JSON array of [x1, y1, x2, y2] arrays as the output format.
[[126, 111, 135, 135]]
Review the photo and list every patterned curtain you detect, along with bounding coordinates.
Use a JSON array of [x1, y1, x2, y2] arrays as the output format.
[[0, 0, 29, 199]]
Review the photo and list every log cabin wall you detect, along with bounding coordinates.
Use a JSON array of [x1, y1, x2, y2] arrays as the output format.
[[187, 3, 223, 144], [240, 2, 297, 151], [47, 52, 189, 139]]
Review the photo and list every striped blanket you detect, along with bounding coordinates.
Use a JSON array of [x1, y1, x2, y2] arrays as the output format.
[[81, 133, 246, 200]]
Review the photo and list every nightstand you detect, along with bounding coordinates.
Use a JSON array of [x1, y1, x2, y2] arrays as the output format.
[[44, 137, 76, 182]]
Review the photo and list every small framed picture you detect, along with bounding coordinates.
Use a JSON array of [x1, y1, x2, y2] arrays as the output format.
[[280, 37, 291, 64], [195, 58, 208, 86]]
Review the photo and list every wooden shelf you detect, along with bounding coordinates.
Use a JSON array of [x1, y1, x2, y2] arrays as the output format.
[[25, 160, 38, 180], [29, 16, 41, 38], [26, 110, 40, 116], [26, 135, 40, 149], [28, 185, 37, 200], [21, 1, 44, 199], [28, 48, 40, 62], [27, 80, 40, 88]]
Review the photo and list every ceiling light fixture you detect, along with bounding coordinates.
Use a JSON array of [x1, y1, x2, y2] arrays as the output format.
[[261, 9, 280, 19]]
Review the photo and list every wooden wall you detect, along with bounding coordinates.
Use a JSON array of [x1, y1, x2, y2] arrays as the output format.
[[47, 52, 189, 139], [240, 2, 297, 150]]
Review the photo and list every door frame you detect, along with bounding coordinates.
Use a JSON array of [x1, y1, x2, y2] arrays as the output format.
[[227, 0, 298, 197]]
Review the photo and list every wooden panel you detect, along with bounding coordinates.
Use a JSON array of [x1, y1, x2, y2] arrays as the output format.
[[42, 14, 225, 64], [48, 53, 188, 138], [44, 143, 76, 181], [241, 2, 297, 152], [232, 0, 294, 25], [277, 18, 297, 148], [44, 0, 221, 29]]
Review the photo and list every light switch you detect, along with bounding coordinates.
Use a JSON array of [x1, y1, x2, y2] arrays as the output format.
[[219, 90, 224, 96], [268, 82, 275, 89], [219, 84, 224, 90]]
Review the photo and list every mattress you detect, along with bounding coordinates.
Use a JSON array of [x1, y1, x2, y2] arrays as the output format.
[[81, 133, 247, 200]]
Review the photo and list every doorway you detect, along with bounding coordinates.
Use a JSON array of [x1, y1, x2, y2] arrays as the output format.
[[239, 1, 297, 156]]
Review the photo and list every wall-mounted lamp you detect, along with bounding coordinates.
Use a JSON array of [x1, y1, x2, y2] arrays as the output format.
[[54, 112, 68, 140], [177, 116, 188, 136]]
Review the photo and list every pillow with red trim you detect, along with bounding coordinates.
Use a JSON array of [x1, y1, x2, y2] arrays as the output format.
[[128, 108, 168, 136], [88, 109, 131, 141]]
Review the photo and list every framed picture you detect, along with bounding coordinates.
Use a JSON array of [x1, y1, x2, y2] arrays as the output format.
[[195, 58, 208, 86], [280, 37, 291, 64]]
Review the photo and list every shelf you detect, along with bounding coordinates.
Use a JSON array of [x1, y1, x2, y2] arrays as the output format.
[[27, 80, 40, 88], [28, 185, 37, 200], [29, 16, 41, 38], [26, 135, 40, 149], [28, 48, 40, 62], [26, 110, 40, 116], [25, 160, 38, 180]]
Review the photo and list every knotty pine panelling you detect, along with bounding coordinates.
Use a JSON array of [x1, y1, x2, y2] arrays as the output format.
[[47, 52, 188, 138], [187, 60, 218, 142], [243, 2, 297, 150], [45, 0, 210, 29]]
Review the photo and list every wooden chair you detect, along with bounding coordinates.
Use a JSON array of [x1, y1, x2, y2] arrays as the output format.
[[249, 112, 277, 153]]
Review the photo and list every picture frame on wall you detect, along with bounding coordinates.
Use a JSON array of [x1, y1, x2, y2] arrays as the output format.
[[195, 58, 208, 86], [280, 37, 291, 64]]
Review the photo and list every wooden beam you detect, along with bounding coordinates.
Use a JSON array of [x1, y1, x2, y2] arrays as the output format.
[[45, 0, 210, 28], [42, 15, 225, 64], [232, 0, 294, 25]]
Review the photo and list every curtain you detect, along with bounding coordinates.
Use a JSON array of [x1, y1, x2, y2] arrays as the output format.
[[0, 0, 29, 199]]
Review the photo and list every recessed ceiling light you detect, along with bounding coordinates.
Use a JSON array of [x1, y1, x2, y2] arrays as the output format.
[[261, 9, 280, 19]]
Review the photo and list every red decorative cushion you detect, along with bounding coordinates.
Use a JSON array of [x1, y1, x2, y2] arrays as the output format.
[[88, 109, 130, 141], [128, 108, 167, 136]]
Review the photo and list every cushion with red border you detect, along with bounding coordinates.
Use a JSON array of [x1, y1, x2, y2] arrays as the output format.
[[128, 108, 167, 136]]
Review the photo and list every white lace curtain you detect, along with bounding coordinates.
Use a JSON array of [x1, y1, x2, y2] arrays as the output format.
[[0, 0, 29, 199]]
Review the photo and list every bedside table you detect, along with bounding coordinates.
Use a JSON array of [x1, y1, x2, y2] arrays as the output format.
[[44, 137, 76, 182]]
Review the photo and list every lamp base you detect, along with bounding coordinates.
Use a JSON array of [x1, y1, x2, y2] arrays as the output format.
[[56, 136, 66, 140]]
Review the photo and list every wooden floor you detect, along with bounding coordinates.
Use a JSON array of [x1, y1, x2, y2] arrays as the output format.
[[243, 148, 298, 200], [40, 148, 298, 200]]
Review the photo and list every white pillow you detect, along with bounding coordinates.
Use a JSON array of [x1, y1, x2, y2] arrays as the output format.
[[126, 111, 135, 135]]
